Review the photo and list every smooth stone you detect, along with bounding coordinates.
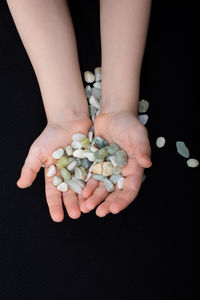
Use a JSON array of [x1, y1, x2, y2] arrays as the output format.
[[138, 99, 149, 113], [52, 148, 64, 159], [56, 156, 68, 169], [76, 158, 82, 167], [84, 71, 95, 83], [72, 133, 86, 142], [94, 148, 108, 161], [91, 87, 101, 100], [94, 67, 101, 82], [186, 158, 199, 168], [93, 82, 101, 89], [73, 149, 85, 158], [68, 157, 75, 163], [104, 179, 114, 192], [81, 158, 92, 169], [81, 137, 90, 148], [65, 145, 73, 156], [47, 165, 56, 177], [94, 136, 108, 148], [106, 154, 112, 161], [71, 140, 82, 149], [89, 104, 98, 118], [66, 179, 82, 194], [138, 114, 149, 125], [85, 85, 92, 98], [102, 162, 113, 177], [88, 131, 93, 143], [109, 174, 123, 184], [93, 174, 106, 182], [117, 177, 125, 189], [92, 162, 103, 174], [176, 141, 190, 158], [74, 167, 84, 180], [90, 145, 98, 154], [67, 159, 77, 171], [72, 177, 85, 188], [53, 176, 62, 186], [112, 166, 121, 175], [60, 168, 71, 180], [89, 95, 100, 110], [107, 143, 120, 155], [115, 150, 128, 167], [84, 172, 92, 182], [110, 155, 118, 167], [83, 150, 95, 162], [57, 182, 68, 192], [156, 137, 166, 148]]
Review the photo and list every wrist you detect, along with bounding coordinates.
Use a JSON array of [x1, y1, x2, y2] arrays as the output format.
[[47, 109, 90, 127]]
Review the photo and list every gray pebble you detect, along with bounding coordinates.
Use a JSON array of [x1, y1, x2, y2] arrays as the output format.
[[176, 141, 190, 158]]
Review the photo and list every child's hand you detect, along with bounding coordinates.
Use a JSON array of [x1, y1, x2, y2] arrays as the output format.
[[17, 117, 92, 222], [79, 111, 152, 217]]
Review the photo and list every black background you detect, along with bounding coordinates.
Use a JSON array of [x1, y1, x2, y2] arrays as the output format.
[[0, 0, 197, 299]]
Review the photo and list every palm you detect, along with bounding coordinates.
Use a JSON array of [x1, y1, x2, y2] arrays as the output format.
[[79, 111, 152, 217]]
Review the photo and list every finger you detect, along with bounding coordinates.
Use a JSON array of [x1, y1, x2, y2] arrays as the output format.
[[17, 146, 42, 188], [95, 190, 121, 218], [132, 130, 152, 168], [63, 189, 81, 219], [84, 182, 109, 211], [78, 194, 90, 213], [44, 167, 64, 223], [82, 178, 99, 198]]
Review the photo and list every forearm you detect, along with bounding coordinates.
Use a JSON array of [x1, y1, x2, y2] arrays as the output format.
[[100, 0, 151, 114], [6, 0, 88, 124]]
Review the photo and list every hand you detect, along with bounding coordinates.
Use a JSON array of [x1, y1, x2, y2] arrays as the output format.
[[79, 111, 152, 217], [17, 116, 92, 222]]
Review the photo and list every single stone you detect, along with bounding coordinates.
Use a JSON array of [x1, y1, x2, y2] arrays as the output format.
[[72, 176, 85, 188], [56, 156, 68, 169], [94, 67, 101, 82], [138, 99, 149, 113], [67, 159, 77, 171], [102, 162, 113, 177], [53, 176, 62, 186], [94, 148, 108, 161], [106, 154, 112, 161], [65, 145, 73, 156], [84, 172, 92, 182], [112, 166, 121, 175], [107, 143, 120, 155], [52, 148, 64, 159], [74, 167, 84, 180], [84, 71, 95, 83], [93, 82, 101, 89], [76, 158, 82, 167], [85, 85, 92, 98], [72, 133, 86, 142], [71, 140, 82, 149], [94, 136, 108, 148], [47, 165, 56, 177], [110, 155, 118, 167], [115, 150, 128, 167], [89, 95, 100, 110], [92, 162, 103, 174], [81, 158, 92, 169], [88, 131, 93, 143], [83, 150, 95, 161], [57, 182, 68, 192], [186, 158, 199, 168], [109, 174, 123, 184], [68, 157, 75, 164], [89, 105, 98, 118], [156, 137, 166, 148], [93, 174, 106, 182], [117, 177, 125, 189], [73, 149, 85, 158], [176, 141, 190, 158], [91, 87, 101, 100], [104, 179, 114, 192], [138, 114, 149, 125], [90, 145, 98, 153], [60, 168, 71, 180], [81, 137, 90, 148], [66, 179, 82, 194]]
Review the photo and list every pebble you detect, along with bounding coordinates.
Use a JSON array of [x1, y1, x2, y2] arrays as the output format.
[[60, 168, 71, 180], [104, 179, 114, 192], [81, 158, 91, 169], [88, 131, 93, 143], [73, 149, 85, 158], [84, 71, 95, 83], [138, 114, 149, 125], [176, 141, 190, 158], [56, 156, 69, 169], [83, 150, 95, 161], [52, 148, 64, 159], [74, 167, 84, 180], [67, 159, 77, 171], [72, 133, 86, 142], [94, 148, 108, 161], [71, 140, 82, 149], [91, 87, 101, 101], [109, 174, 123, 184], [89, 95, 100, 110], [117, 177, 125, 189], [109, 155, 118, 167], [85, 85, 92, 98], [66, 179, 82, 194], [92, 162, 103, 174], [102, 162, 113, 177], [93, 82, 101, 89], [53, 176, 62, 186], [66, 145, 73, 156], [76, 158, 82, 167], [93, 174, 106, 182], [57, 182, 68, 192], [94, 67, 101, 82], [138, 99, 149, 113], [72, 176, 85, 188], [89, 105, 98, 119], [112, 166, 121, 175], [107, 143, 120, 155], [186, 158, 199, 168], [47, 165, 56, 177], [115, 150, 128, 167], [94, 136, 108, 148], [156, 137, 166, 148]]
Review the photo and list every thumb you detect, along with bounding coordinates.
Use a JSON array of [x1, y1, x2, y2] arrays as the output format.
[[17, 145, 42, 188], [132, 130, 152, 168]]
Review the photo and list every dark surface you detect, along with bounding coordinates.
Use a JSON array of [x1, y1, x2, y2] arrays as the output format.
[[0, 0, 196, 299]]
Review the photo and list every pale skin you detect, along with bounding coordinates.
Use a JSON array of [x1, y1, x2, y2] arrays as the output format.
[[7, 0, 152, 221]]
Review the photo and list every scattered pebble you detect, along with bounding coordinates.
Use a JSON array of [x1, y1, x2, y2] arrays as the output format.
[[138, 114, 149, 125], [186, 158, 199, 168], [85, 85, 92, 98], [156, 137, 166, 148], [176, 141, 190, 158], [138, 99, 149, 113]]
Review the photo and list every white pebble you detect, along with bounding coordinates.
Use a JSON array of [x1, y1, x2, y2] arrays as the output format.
[[89, 95, 100, 110], [186, 158, 199, 168], [74, 167, 83, 180], [53, 176, 62, 186], [110, 155, 118, 167], [138, 114, 149, 125], [47, 165, 56, 177], [83, 150, 95, 161], [84, 71, 95, 83], [88, 131, 93, 143], [93, 82, 101, 89], [94, 67, 101, 82], [52, 148, 64, 159], [66, 179, 82, 194], [73, 149, 85, 159], [117, 177, 125, 189], [90, 145, 98, 153], [85, 85, 92, 98], [156, 137, 166, 148], [67, 159, 77, 171], [72, 133, 86, 142], [71, 141, 82, 149], [66, 145, 73, 156], [57, 182, 68, 192], [72, 176, 85, 188]]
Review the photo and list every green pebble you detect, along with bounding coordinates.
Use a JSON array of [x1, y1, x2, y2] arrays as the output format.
[[115, 150, 128, 168], [93, 174, 106, 182], [94, 136, 108, 148], [104, 178, 114, 192], [107, 143, 120, 155], [60, 168, 71, 180], [81, 158, 92, 169], [56, 156, 68, 169], [79, 167, 87, 179], [94, 148, 108, 161], [76, 158, 82, 167], [81, 137, 90, 148], [53, 176, 62, 186], [138, 99, 149, 113], [68, 157, 75, 164], [112, 166, 121, 175], [109, 174, 123, 184]]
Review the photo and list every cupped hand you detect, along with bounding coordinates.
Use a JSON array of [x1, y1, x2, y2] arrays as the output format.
[[79, 111, 152, 217], [17, 117, 92, 222]]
